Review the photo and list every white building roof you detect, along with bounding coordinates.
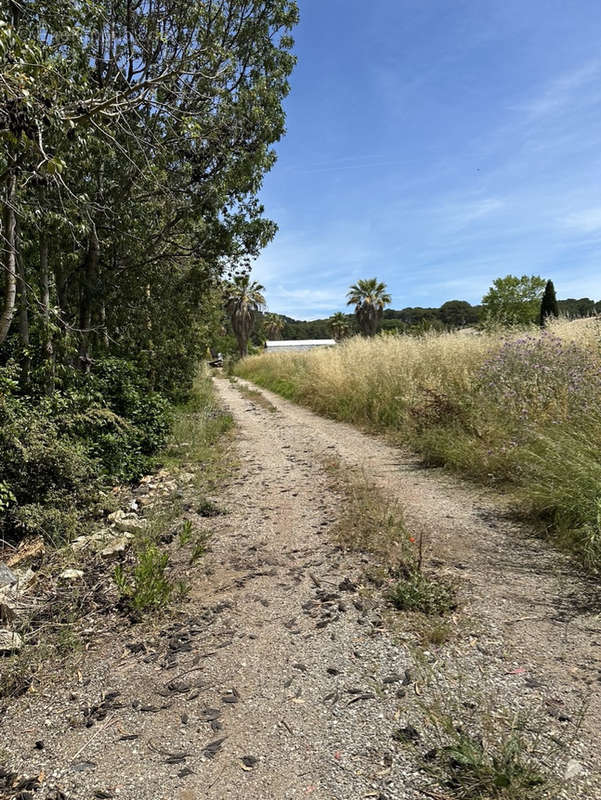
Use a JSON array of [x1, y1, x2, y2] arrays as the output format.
[[265, 339, 336, 348]]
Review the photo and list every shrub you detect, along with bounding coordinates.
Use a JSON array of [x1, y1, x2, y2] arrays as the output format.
[[114, 541, 173, 614], [0, 357, 172, 544], [0, 398, 94, 499]]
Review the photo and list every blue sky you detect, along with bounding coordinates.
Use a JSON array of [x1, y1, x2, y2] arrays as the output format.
[[252, 0, 601, 319]]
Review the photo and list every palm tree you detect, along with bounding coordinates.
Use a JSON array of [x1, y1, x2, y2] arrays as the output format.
[[224, 274, 266, 357], [346, 278, 391, 336], [264, 312, 285, 340], [329, 312, 351, 341]]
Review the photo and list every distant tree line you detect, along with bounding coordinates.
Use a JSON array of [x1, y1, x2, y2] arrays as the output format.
[[274, 295, 600, 340]]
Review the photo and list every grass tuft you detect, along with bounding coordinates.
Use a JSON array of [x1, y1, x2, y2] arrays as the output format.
[[114, 540, 172, 613], [235, 383, 278, 412]]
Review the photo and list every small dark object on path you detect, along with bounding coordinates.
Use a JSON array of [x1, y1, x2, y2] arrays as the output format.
[[178, 767, 195, 778], [203, 737, 227, 758], [347, 692, 375, 705], [393, 725, 420, 744]]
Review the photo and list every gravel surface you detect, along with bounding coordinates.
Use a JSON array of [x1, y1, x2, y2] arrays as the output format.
[[1, 375, 599, 800]]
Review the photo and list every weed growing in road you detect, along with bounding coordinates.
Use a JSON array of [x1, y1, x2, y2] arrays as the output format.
[[327, 462, 409, 566], [54, 624, 83, 655], [178, 519, 193, 546], [325, 459, 456, 620], [417, 617, 453, 646], [176, 518, 212, 564], [421, 720, 547, 799], [389, 570, 456, 616], [396, 658, 586, 800], [197, 497, 225, 517], [235, 383, 278, 412], [415, 701, 576, 800], [114, 539, 173, 614]]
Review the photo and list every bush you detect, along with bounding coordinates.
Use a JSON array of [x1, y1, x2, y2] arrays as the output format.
[[0, 357, 172, 544]]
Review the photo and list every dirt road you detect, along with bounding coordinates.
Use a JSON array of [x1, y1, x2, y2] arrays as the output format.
[[212, 377, 601, 798], [3, 375, 600, 800]]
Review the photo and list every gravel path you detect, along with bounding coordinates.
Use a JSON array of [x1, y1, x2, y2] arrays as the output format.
[[2, 375, 600, 800]]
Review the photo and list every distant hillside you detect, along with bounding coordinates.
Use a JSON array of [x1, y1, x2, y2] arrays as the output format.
[[272, 298, 600, 340]]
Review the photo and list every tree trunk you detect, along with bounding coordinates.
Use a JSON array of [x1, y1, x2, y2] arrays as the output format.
[[0, 174, 17, 346], [146, 282, 155, 389], [40, 231, 55, 392], [99, 296, 109, 349], [16, 243, 30, 387], [78, 224, 99, 372], [54, 252, 67, 320]]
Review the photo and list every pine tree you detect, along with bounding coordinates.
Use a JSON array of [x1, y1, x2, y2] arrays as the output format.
[[540, 280, 559, 327]]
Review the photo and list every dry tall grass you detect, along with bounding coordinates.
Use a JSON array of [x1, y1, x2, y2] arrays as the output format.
[[236, 319, 601, 568]]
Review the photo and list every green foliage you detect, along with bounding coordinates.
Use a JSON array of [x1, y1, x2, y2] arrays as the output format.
[[0, 481, 16, 513], [224, 274, 266, 357], [329, 312, 352, 341], [278, 300, 486, 341], [263, 313, 285, 340], [418, 709, 553, 800], [389, 571, 456, 616], [0, 357, 171, 543], [482, 275, 547, 326], [439, 300, 480, 328], [114, 541, 173, 614], [189, 530, 212, 565], [0, 0, 298, 543], [178, 520, 193, 547], [11, 503, 80, 548]]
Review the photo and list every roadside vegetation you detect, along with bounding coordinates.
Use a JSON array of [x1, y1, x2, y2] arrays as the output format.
[[0, 0, 296, 547], [0, 371, 233, 701], [322, 454, 573, 799], [236, 317, 601, 569], [406, 686, 576, 800]]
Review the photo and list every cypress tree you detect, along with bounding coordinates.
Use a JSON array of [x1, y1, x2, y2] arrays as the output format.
[[540, 280, 559, 326]]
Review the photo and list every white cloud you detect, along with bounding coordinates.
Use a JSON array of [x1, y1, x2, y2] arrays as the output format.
[[563, 207, 601, 233], [434, 196, 506, 231], [514, 61, 601, 119]]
